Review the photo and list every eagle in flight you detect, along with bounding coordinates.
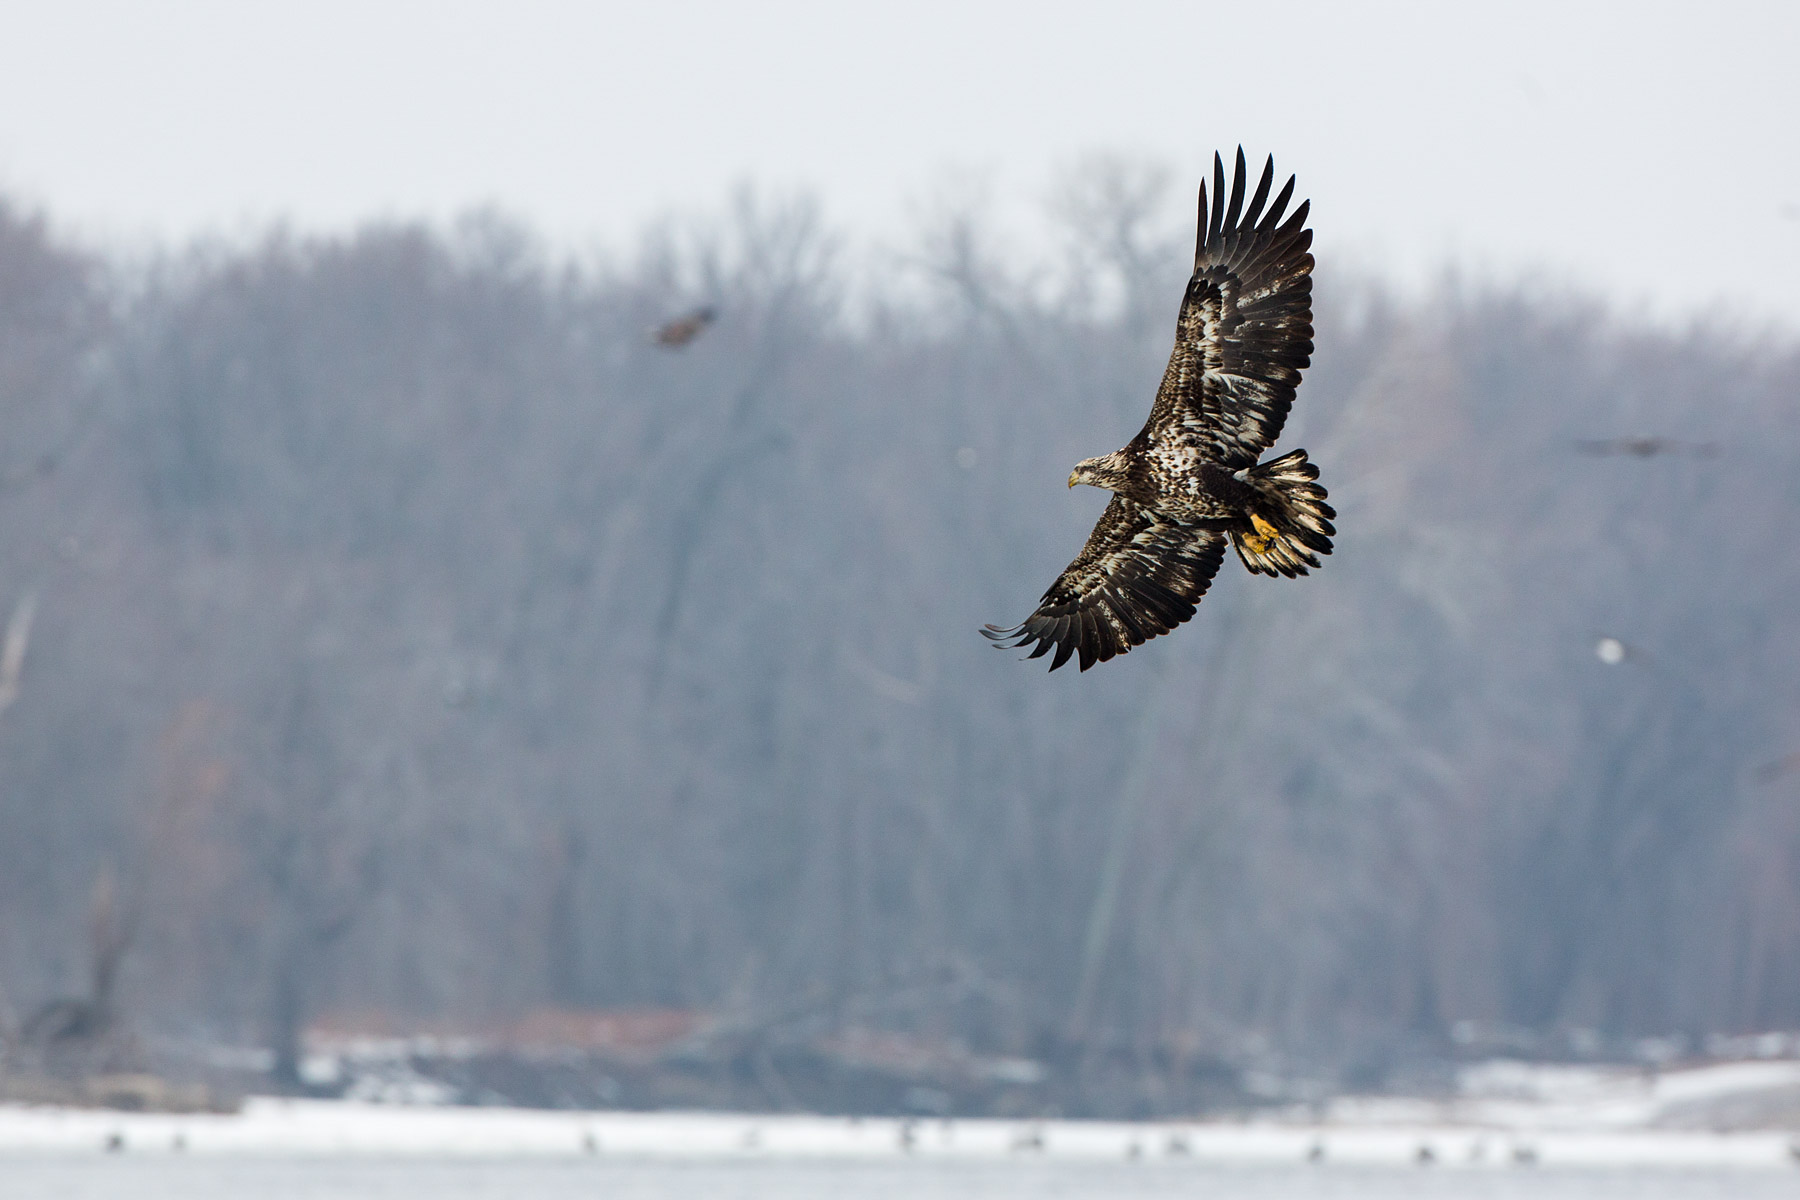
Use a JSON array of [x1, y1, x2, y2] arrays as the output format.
[[984, 149, 1332, 671]]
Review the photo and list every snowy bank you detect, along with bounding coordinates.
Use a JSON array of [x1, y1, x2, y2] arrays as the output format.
[[0, 1097, 1795, 1169]]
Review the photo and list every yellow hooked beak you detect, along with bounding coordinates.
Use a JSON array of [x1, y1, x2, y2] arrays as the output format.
[[1068, 470, 1080, 488]]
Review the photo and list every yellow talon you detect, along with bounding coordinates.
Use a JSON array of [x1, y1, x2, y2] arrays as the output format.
[[1246, 513, 1281, 553]]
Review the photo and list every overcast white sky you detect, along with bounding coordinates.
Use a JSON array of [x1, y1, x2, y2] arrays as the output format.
[[0, 1, 1795, 329]]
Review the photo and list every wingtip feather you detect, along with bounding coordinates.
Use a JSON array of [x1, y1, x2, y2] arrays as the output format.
[[1209, 152, 1227, 246], [1223, 147, 1247, 232], [1260, 175, 1297, 233]]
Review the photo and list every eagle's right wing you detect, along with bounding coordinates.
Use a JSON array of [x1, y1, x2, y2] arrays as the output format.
[[1146, 149, 1314, 468], [984, 497, 1225, 672]]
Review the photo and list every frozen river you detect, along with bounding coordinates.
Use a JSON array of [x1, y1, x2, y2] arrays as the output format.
[[2, 1094, 1796, 1198], [3, 1158, 1799, 1200]]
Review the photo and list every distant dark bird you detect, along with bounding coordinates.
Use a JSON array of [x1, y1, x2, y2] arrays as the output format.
[[653, 305, 717, 348], [984, 149, 1332, 671], [1752, 751, 1800, 784], [1574, 436, 1717, 459]]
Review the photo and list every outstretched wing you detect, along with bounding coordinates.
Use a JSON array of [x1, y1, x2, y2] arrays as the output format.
[[984, 498, 1226, 672], [1147, 148, 1314, 467]]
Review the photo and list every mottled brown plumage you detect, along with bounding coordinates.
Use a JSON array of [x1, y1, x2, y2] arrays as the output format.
[[984, 149, 1334, 671]]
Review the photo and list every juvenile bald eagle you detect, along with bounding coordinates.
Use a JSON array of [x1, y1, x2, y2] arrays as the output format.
[[984, 149, 1332, 671]]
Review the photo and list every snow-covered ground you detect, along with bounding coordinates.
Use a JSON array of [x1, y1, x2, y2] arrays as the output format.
[[1, 1060, 1797, 1170], [1315, 1057, 1800, 1134]]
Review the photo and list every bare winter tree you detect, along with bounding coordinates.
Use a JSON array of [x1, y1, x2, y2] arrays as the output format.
[[15, 870, 138, 1077]]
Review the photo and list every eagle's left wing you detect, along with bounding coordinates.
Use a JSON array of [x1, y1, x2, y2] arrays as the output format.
[[1146, 149, 1315, 467], [984, 497, 1225, 672]]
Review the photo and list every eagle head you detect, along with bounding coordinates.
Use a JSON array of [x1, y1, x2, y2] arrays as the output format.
[[1068, 451, 1132, 491]]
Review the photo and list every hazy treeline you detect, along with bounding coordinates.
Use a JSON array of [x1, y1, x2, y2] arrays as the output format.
[[0, 170, 1796, 1090]]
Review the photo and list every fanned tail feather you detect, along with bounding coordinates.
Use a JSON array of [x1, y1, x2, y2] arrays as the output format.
[[1231, 449, 1335, 577]]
